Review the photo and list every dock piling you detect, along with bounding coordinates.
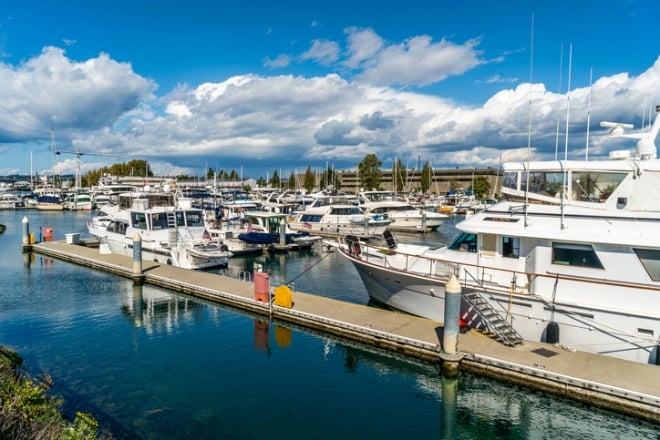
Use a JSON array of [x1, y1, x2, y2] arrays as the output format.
[[21, 216, 31, 252], [132, 233, 145, 285], [441, 274, 464, 376]]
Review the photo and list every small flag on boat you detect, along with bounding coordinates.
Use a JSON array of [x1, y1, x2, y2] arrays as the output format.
[[304, 222, 312, 229], [247, 223, 254, 232], [202, 229, 211, 240]]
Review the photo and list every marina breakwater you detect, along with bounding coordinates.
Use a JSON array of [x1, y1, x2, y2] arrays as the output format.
[[27, 238, 660, 424]]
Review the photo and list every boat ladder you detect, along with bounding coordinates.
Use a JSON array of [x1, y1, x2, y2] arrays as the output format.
[[461, 288, 523, 346], [167, 212, 178, 247]]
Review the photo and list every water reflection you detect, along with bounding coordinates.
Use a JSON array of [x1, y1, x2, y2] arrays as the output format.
[[2, 210, 659, 439], [120, 283, 205, 334]]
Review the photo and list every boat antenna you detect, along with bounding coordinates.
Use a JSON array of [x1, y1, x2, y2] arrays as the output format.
[[524, 14, 534, 227], [554, 43, 564, 161], [560, 44, 573, 230], [585, 67, 593, 161]]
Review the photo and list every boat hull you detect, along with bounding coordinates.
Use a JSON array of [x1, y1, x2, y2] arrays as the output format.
[[343, 249, 660, 365]]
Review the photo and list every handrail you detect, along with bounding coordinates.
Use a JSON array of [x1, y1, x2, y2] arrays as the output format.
[[348, 239, 660, 294]]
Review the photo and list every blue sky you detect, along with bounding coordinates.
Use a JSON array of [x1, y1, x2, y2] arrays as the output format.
[[1, 0, 659, 182]]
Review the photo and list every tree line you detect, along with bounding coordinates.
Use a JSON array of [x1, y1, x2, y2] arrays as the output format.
[[82, 154, 491, 197]]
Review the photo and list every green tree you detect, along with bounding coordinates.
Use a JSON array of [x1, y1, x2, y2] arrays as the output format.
[[472, 175, 491, 198], [206, 167, 215, 179], [81, 159, 152, 187], [269, 169, 280, 188], [358, 153, 382, 190], [229, 169, 239, 180], [288, 171, 297, 190], [303, 166, 315, 193], [420, 161, 432, 194], [392, 158, 407, 193]]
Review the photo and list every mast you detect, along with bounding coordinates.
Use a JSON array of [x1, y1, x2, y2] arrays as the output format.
[[524, 14, 534, 227], [585, 67, 593, 161]]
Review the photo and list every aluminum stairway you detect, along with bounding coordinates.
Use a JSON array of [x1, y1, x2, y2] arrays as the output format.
[[461, 288, 524, 346]]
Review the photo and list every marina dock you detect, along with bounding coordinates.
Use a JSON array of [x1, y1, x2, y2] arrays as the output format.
[[29, 239, 660, 424]]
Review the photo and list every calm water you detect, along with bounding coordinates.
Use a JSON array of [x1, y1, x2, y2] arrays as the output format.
[[0, 210, 657, 439]]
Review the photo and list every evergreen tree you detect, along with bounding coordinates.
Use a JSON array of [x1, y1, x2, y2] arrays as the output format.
[[288, 171, 296, 190], [392, 158, 407, 193], [303, 166, 315, 192], [269, 169, 280, 188], [420, 161, 432, 194], [358, 153, 382, 190]]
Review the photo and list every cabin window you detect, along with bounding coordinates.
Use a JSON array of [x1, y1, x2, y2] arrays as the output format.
[[151, 213, 169, 230], [502, 236, 520, 258], [300, 214, 322, 223], [185, 211, 204, 227], [449, 232, 477, 253], [570, 172, 626, 203], [634, 249, 660, 281], [552, 242, 603, 268], [502, 172, 518, 190], [131, 212, 148, 230]]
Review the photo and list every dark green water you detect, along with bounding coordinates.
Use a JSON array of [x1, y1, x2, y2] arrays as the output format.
[[0, 210, 656, 439]]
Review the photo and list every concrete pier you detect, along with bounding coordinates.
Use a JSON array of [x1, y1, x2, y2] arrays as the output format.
[[28, 239, 660, 424]]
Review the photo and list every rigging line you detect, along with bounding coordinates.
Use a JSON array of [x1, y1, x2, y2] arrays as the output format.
[[283, 248, 335, 285]]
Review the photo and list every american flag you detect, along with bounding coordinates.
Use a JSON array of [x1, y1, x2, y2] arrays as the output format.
[[304, 222, 312, 230], [202, 229, 212, 240]]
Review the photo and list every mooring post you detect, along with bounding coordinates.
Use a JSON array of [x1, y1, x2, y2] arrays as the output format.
[[132, 232, 144, 285], [279, 220, 286, 247], [440, 274, 464, 377], [21, 216, 31, 252]]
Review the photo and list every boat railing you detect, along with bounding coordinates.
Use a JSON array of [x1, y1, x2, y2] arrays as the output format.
[[349, 239, 660, 296]]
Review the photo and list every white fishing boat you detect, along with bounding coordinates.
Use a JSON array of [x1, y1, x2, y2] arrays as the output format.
[[338, 108, 660, 365], [357, 190, 448, 232], [88, 189, 232, 269], [288, 194, 391, 239]]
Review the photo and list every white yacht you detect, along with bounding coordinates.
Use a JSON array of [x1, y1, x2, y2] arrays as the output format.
[[338, 108, 660, 365], [88, 189, 232, 269], [288, 194, 391, 239], [0, 192, 21, 209], [64, 191, 93, 211], [357, 190, 448, 232]]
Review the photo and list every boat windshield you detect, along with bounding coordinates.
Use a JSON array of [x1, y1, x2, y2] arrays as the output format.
[[503, 170, 627, 203]]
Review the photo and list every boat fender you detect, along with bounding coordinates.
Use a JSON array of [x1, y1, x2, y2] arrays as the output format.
[[545, 321, 560, 344]]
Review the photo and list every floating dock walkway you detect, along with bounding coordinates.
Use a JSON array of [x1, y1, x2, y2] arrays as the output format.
[[29, 239, 660, 424]]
